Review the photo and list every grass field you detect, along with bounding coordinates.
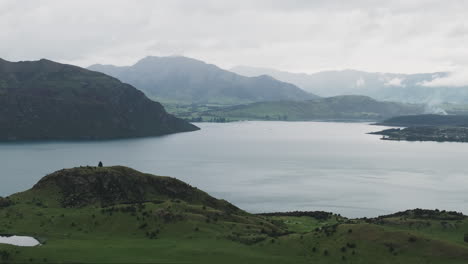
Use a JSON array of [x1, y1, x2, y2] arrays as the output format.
[[1, 167, 468, 263]]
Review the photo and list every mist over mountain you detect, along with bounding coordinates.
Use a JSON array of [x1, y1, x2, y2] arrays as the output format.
[[0, 58, 198, 141], [88, 56, 318, 105], [231, 66, 468, 105]]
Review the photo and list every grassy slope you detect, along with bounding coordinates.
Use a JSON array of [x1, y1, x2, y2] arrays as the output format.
[[0, 167, 468, 263], [166, 96, 426, 122], [377, 114, 468, 127]]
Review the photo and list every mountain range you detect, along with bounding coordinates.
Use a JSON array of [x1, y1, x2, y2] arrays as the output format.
[[0, 58, 198, 141], [88, 56, 318, 105], [231, 66, 468, 104]]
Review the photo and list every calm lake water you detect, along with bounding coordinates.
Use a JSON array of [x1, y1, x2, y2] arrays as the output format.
[[2, 121, 468, 218]]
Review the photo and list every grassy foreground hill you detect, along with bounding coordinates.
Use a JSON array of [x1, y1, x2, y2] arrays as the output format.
[[0, 58, 198, 141], [1, 166, 468, 263]]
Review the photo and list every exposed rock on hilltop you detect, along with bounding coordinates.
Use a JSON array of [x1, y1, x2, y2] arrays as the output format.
[[26, 166, 239, 212]]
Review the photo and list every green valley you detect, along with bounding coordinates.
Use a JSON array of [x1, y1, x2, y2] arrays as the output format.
[[170, 95, 426, 122]]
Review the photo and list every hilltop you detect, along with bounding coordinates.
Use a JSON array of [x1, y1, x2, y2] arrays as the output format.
[[0, 58, 198, 141], [88, 56, 318, 105], [19, 166, 239, 212], [1, 166, 468, 263]]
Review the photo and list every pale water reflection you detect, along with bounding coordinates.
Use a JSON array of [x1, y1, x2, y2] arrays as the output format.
[[0, 236, 40, 246], [2, 121, 468, 218]]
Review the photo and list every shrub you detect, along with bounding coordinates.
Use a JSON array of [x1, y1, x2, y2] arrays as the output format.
[[346, 242, 356, 248], [0, 250, 10, 261], [0, 197, 12, 208]]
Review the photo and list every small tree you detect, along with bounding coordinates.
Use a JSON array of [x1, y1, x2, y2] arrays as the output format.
[[98, 161, 103, 167]]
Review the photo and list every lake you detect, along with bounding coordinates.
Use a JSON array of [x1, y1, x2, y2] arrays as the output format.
[[2, 121, 468, 218]]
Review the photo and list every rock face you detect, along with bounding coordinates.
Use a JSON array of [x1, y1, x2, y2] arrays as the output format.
[[88, 56, 318, 104], [0, 58, 199, 141], [30, 166, 240, 212]]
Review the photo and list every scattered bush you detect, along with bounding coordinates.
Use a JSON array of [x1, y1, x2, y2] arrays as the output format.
[[0, 197, 12, 208], [0, 250, 10, 261], [346, 242, 356, 249]]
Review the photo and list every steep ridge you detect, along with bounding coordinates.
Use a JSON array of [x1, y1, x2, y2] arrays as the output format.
[[0, 58, 198, 140]]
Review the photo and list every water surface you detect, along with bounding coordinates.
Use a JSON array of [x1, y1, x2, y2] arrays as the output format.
[[0, 236, 40, 247], [2, 122, 468, 218]]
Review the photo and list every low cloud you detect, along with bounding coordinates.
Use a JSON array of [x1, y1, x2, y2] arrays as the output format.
[[420, 70, 468, 87], [2, 0, 468, 73], [355, 77, 365, 87], [384, 77, 405, 87]]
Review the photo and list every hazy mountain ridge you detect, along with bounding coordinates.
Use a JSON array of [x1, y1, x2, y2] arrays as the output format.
[[231, 66, 468, 104], [0, 58, 198, 141], [88, 56, 319, 105]]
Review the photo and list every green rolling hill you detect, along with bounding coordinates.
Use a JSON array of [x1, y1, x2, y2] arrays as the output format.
[[0, 166, 467, 263], [187, 95, 426, 122]]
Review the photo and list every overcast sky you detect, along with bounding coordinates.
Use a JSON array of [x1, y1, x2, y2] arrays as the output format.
[[1, 0, 468, 77]]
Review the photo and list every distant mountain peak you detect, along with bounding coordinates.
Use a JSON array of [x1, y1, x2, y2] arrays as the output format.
[[89, 56, 318, 104]]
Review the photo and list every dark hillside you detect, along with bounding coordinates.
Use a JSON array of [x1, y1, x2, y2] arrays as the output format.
[[0, 59, 198, 141]]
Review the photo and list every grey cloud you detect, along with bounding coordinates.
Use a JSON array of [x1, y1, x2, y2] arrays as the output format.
[[1, 0, 468, 74]]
